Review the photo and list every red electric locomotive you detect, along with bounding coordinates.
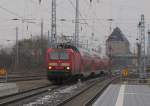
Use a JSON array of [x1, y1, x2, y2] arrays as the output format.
[[45, 44, 109, 83]]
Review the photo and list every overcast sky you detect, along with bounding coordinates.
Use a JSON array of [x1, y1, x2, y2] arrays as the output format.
[[0, 0, 150, 53]]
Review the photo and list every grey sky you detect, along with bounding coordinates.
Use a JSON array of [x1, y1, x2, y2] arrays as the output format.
[[0, 0, 149, 53]]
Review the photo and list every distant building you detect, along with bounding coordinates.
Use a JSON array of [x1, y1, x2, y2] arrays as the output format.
[[106, 27, 130, 56], [147, 31, 150, 65], [147, 31, 150, 56], [106, 27, 131, 68]]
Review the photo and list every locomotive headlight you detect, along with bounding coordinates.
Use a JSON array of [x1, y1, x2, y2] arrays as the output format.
[[66, 66, 70, 70], [48, 66, 52, 70]]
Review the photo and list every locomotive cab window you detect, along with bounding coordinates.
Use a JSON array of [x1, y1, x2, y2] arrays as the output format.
[[49, 52, 59, 60], [59, 51, 69, 60], [49, 51, 69, 60]]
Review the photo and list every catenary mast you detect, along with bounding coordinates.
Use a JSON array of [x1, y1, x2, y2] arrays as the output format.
[[74, 0, 79, 47], [139, 14, 147, 79], [51, 0, 57, 48]]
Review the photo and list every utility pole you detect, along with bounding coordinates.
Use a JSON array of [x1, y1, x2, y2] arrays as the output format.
[[41, 19, 43, 43], [147, 27, 150, 64], [87, 40, 88, 49], [74, 0, 79, 47], [108, 44, 112, 77], [138, 14, 147, 79], [137, 43, 141, 74], [108, 19, 113, 34], [30, 34, 33, 55], [15, 27, 19, 68], [41, 19, 44, 55], [60, 19, 66, 36], [51, 0, 57, 48], [48, 30, 50, 47], [107, 19, 113, 78]]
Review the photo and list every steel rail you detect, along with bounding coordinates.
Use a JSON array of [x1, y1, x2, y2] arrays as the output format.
[[57, 77, 118, 106], [56, 77, 105, 106], [0, 84, 58, 105], [85, 77, 118, 106], [0, 75, 46, 82]]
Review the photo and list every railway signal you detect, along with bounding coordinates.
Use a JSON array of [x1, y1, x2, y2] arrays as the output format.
[[123, 69, 128, 77], [0, 68, 7, 76], [0, 68, 7, 82], [121, 68, 129, 81]]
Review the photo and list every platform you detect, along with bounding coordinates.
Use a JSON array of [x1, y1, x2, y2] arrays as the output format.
[[0, 83, 19, 97], [93, 83, 150, 106]]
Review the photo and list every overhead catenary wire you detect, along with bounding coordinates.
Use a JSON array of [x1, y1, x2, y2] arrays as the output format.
[[67, 0, 106, 37], [0, 4, 23, 19], [30, 0, 50, 14], [0, 1, 51, 27]]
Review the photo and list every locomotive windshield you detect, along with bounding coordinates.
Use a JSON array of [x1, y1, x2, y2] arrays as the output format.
[[49, 51, 69, 60]]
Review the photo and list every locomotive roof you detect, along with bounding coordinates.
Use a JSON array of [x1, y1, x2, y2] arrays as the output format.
[[55, 43, 102, 58], [78, 48, 102, 58], [56, 43, 79, 52]]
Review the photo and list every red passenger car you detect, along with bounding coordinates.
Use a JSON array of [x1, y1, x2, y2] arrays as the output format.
[[45, 44, 109, 83]]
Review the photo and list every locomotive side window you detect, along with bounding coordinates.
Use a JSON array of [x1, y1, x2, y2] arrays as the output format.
[[49, 51, 69, 60]]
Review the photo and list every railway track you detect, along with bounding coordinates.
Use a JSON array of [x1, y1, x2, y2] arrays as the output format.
[[0, 84, 58, 106], [0, 76, 117, 106], [57, 77, 118, 106], [85, 78, 117, 106], [0, 75, 46, 82]]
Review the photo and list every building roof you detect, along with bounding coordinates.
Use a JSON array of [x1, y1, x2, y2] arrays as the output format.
[[107, 27, 129, 43]]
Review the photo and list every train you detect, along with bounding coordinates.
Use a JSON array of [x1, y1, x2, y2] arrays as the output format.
[[45, 44, 110, 83]]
